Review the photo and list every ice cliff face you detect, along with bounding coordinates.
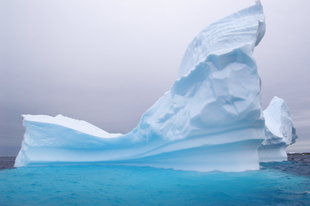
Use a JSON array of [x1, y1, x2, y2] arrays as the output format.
[[259, 97, 298, 162], [15, 2, 267, 172]]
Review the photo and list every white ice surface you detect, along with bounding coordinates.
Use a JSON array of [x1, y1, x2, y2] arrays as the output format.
[[22, 114, 122, 138]]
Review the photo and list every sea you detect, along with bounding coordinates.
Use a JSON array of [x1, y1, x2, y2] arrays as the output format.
[[0, 154, 309, 206]]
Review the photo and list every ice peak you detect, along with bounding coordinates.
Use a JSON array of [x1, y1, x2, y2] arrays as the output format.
[[179, 1, 265, 77], [255, 0, 262, 5], [259, 96, 298, 162]]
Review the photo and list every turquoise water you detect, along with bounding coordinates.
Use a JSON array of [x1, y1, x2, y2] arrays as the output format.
[[1, 164, 310, 206]]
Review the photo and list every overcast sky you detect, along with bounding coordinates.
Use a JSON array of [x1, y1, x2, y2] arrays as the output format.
[[0, 0, 309, 155]]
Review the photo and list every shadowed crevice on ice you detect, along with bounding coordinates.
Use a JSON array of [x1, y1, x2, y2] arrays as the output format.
[[14, 1, 298, 172]]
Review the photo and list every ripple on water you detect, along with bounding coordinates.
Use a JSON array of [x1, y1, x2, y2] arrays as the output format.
[[0, 163, 310, 206]]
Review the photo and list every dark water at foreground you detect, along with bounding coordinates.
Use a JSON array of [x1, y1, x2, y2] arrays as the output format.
[[0, 155, 310, 206]]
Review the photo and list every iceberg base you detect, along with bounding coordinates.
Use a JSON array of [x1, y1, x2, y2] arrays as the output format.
[[120, 139, 263, 172], [19, 139, 262, 172]]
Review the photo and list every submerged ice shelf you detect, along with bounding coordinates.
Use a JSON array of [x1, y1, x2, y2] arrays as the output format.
[[15, 2, 297, 171]]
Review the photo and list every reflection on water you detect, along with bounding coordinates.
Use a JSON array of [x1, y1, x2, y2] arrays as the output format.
[[0, 154, 310, 206]]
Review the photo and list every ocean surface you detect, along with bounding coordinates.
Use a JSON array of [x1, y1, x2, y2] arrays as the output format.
[[0, 154, 309, 206]]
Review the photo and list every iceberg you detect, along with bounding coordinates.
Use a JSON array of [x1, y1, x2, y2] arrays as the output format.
[[258, 96, 298, 162], [15, 1, 266, 172]]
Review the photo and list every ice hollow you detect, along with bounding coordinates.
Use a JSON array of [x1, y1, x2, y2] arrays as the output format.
[[15, 2, 267, 172]]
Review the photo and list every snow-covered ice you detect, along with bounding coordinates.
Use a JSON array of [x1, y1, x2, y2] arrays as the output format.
[[259, 96, 298, 162], [22, 114, 122, 138], [15, 2, 273, 171]]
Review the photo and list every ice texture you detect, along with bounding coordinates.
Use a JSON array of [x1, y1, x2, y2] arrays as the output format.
[[258, 97, 298, 162], [15, 2, 266, 172]]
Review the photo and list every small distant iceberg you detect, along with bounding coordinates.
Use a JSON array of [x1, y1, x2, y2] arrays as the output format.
[[14, 1, 298, 172], [259, 96, 298, 162]]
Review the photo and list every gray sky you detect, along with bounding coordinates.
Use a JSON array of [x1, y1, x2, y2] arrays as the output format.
[[0, 0, 309, 155]]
